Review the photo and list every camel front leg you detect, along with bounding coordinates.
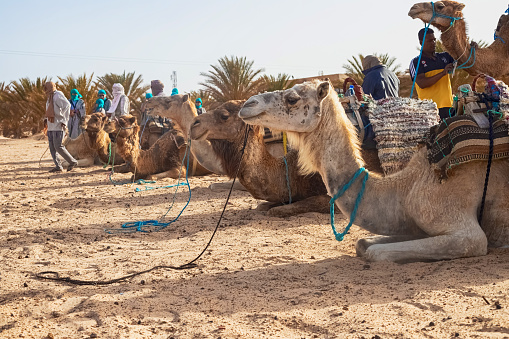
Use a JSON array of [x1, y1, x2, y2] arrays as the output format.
[[356, 235, 427, 258], [363, 221, 488, 263], [267, 195, 330, 217], [146, 167, 187, 181]]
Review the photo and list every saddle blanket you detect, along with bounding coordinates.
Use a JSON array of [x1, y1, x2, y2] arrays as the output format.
[[426, 115, 509, 175]]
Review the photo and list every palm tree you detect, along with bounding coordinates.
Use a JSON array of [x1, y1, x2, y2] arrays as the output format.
[[200, 56, 264, 102], [258, 73, 295, 92], [189, 90, 214, 110], [58, 73, 97, 115], [0, 77, 49, 137], [343, 53, 402, 85], [96, 71, 150, 113]]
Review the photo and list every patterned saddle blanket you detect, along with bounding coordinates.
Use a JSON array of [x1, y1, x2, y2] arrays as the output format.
[[426, 115, 509, 176]]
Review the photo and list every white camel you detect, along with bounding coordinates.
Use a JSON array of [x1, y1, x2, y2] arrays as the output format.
[[238, 80, 509, 263]]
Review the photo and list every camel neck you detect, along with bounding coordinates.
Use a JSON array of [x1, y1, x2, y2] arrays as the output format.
[[177, 104, 198, 139], [304, 96, 410, 236], [116, 133, 139, 167], [440, 20, 469, 62]]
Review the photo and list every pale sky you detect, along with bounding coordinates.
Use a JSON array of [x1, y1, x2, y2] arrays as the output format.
[[0, 0, 506, 93]]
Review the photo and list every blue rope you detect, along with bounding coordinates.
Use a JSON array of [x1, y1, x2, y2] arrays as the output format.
[[329, 168, 369, 241], [494, 32, 506, 44], [105, 140, 193, 234], [456, 45, 476, 70]]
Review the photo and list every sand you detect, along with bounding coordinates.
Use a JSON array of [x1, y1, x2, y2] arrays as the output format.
[[0, 137, 508, 339]]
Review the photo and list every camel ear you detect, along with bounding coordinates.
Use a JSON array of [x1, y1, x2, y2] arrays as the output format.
[[182, 94, 189, 103], [317, 81, 330, 101]]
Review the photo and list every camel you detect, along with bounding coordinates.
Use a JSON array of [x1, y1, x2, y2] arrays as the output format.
[[190, 100, 330, 216], [238, 80, 509, 263], [84, 113, 124, 166], [108, 115, 190, 180], [143, 94, 225, 176], [63, 115, 122, 167], [409, 1, 509, 77]]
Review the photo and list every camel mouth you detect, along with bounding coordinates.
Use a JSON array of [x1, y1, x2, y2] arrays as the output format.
[[191, 130, 209, 141], [239, 111, 266, 123]]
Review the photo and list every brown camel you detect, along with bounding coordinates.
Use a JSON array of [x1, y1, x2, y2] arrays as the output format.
[[409, 1, 509, 77], [63, 114, 122, 167], [109, 115, 187, 180], [190, 100, 330, 217], [143, 95, 225, 175], [84, 113, 124, 166], [239, 80, 509, 262]]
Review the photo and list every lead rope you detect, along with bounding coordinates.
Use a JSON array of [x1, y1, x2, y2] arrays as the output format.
[[35, 126, 251, 285]]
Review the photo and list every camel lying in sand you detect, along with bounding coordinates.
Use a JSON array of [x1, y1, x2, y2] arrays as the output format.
[[63, 114, 123, 167], [239, 80, 509, 263], [108, 115, 189, 180], [143, 94, 225, 175], [409, 1, 509, 77], [190, 100, 330, 217]]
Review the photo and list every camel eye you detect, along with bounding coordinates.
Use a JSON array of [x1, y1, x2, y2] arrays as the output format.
[[287, 96, 300, 105], [220, 114, 229, 121], [435, 2, 445, 10]]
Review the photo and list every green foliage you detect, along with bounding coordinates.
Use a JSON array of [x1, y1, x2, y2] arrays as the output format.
[[188, 90, 214, 110], [57, 73, 97, 115], [200, 56, 264, 102], [0, 77, 49, 137], [258, 73, 295, 92], [96, 71, 150, 113], [343, 53, 402, 85]]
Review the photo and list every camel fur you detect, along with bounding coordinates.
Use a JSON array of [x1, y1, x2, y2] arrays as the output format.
[[84, 113, 124, 166], [190, 100, 330, 217], [409, 1, 509, 77], [63, 113, 124, 168], [143, 94, 225, 176], [239, 80, 509, 263], [109, 115, 188, 180]]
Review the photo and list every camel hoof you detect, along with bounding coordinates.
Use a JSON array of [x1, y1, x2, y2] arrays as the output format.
[[355, 238, 371, 258], [256, 201, 281, 212]]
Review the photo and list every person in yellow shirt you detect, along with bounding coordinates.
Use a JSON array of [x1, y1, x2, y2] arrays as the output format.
[[409, 28, 455, 120]]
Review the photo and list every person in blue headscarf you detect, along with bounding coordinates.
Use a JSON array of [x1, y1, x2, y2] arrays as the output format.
[[195, 98, 206, 115], [98, 89, 111, 112], [171, 88, 179, 96], [68, 89, 85, 138], [94, 98, 105, 114]]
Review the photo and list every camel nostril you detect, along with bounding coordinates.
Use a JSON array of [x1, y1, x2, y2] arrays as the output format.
[[242, 99, 258, 108]]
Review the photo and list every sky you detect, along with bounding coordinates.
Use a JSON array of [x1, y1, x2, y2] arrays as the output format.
[[0, 0, 506, 94]]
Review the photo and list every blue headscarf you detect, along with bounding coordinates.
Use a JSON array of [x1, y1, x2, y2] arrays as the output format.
[[171, 88, 179, 96], [146, 93, 153, 99], [195, 97, 202, 109], [70, 89, 82, 102], [98, 89, 107, 96], [96, 98, 104, 108]]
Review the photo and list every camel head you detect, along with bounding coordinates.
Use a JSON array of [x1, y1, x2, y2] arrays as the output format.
[[107, 115, 140, 139], [239, 80, 330, 133], [86, 113, 108, 133], [143, 94, 195, 123], [408, 1, 465, 31], [190, 100, 247, 141]]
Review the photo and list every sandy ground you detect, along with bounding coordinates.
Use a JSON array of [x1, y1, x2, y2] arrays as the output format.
[[0, 137, 508, 339]]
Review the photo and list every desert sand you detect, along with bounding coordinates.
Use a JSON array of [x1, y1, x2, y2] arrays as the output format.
[[0, 136, 508, 339]]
